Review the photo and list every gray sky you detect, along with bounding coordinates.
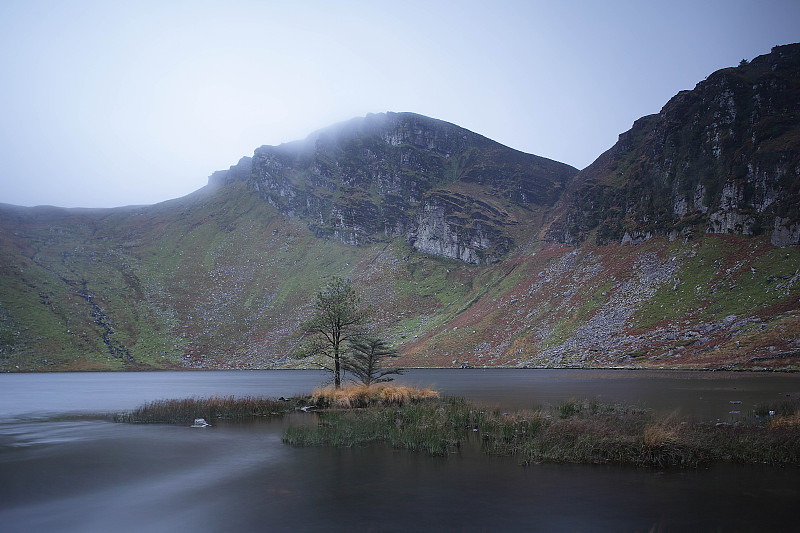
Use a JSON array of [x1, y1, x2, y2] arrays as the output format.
[[1, 0, 799, 208]]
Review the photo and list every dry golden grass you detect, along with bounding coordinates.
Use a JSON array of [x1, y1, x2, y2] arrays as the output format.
[[311, 383, 439, 408], [643, 425, 678, 448], [769, 410, 800, 429], [642, 411, 681, 448]]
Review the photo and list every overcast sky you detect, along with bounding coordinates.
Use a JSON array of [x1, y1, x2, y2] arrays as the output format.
[[1, 0, 799, 208]]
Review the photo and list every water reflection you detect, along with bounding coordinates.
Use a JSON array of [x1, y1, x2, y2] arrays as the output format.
[[0, 420, 288, 533], [4, 417, 797, 532]]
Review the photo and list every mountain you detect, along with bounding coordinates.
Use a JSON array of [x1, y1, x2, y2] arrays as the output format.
[[211, 112, 578, 264], [546, 43, 800, 247], [1, 45, 799, 373]]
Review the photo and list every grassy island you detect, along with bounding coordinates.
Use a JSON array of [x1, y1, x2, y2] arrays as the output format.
[[114, 384, 800, 468], [283, 385, 800, 468]]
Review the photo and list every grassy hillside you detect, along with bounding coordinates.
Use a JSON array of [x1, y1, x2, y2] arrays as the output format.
[[0, 184, 351, 370], [401, 234, 800, 371], [3, 179, 799, 372], [0, 181, 492, 371]]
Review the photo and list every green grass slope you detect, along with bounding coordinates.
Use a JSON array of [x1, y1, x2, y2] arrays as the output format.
[[398, 234, 800, 371], [2, 185, 799, 372]]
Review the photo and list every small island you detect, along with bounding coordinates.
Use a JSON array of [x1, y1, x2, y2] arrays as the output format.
[[115, 382, 800, 469]]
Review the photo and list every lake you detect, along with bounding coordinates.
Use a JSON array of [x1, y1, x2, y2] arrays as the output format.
[[1, 369, 799, 532]]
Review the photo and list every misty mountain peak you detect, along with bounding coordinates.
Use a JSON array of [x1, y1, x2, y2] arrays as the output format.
[[210, 111, 577, 264]]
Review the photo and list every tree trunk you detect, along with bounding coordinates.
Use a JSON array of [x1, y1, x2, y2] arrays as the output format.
[[334, 340, 341, 389]]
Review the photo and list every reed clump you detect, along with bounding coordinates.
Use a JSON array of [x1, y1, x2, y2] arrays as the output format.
[[114, 395, 296, 424]]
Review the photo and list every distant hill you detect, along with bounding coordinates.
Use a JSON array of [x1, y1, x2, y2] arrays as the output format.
[[1, 45, 799, 372]]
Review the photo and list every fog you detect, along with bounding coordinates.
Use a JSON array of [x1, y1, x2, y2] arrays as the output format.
[[1, 0, 799, 208]]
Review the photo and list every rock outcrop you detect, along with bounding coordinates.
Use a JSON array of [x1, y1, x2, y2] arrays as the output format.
[[547, 44, 800, 246]]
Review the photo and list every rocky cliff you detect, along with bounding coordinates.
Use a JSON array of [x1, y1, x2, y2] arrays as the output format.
[[211, 112, 578, 264], [547, 44, 800, 246]]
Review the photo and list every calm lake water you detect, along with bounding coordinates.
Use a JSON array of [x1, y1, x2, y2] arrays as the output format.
[[1, 369, 799, 532]]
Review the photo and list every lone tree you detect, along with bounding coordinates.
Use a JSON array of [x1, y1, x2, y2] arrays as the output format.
[[301, 276, 366, 388], [345, 336, 403, 386]]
